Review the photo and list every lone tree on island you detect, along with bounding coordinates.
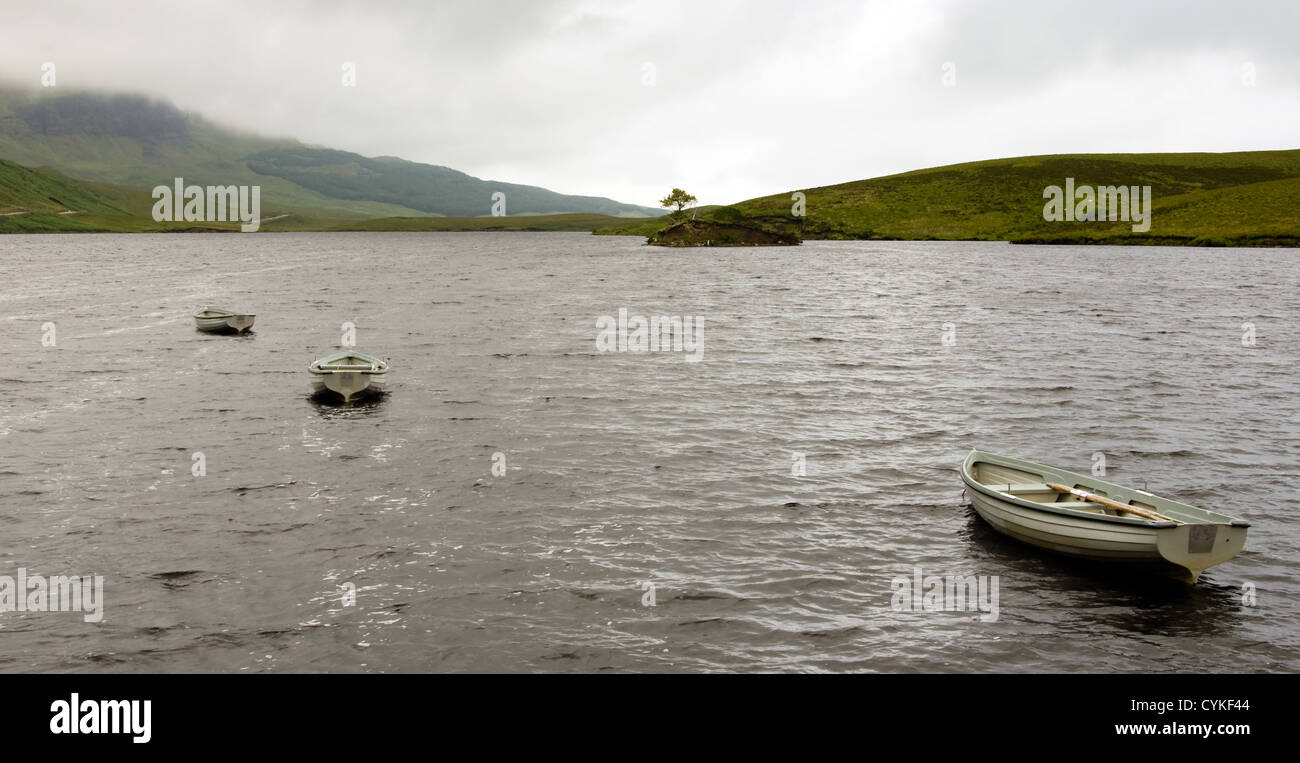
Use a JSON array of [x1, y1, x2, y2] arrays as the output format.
[[660, 188, 698, 221]]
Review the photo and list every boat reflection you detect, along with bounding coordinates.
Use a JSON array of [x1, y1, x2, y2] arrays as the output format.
[[308, 391, 387, 416], [960, 506, 1246, 638]]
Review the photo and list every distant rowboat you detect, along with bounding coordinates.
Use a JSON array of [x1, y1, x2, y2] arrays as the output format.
[[194, 307, 255, 334], [960, 450, 1249, 583], [309, 351, 389, 402]]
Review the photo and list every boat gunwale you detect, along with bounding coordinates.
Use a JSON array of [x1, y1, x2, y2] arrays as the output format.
[[194, 308, 254, 319], [308, 352, 388, 375], [308, 366, 388, 375], [960, 450, 1247, 528]]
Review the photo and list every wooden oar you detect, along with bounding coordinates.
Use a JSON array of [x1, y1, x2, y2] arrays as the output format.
[[1046, 482, 1182, 524]]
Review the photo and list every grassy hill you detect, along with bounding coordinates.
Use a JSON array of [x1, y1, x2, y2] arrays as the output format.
[[0, 89, 422, 221], [246, 147, 660, 218], [0, 84, 662, 222], [0, 157, 135, 215], [0, 157, 255, 232], [596, 150, 1300, 245], [0, 158, 649, 234], [1013, 173, 1300, 246]]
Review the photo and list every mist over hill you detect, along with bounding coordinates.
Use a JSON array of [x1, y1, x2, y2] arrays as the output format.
[[0, 85, 663, 219]]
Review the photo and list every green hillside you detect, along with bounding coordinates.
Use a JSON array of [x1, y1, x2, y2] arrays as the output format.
[[1013, 173, 1300, 246], [0, 85, 662, 222], [0, 89, 423, 221], [669, 150, 1300, 246], [0, 157, 135, 215], [0, 157, 253, 232], [0, 158, 646, 234], [246, 147, 661, 217]]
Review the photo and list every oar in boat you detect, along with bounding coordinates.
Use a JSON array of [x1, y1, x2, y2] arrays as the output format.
[[1045, 483, 1181, 523]]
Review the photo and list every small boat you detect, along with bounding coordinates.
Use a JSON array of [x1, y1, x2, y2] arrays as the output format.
[[194, 307, 255, 334], [308, 351, 389, 402], [960, 450, 1249, 583]]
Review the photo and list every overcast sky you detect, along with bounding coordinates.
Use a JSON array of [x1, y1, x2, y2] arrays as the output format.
[[3, 0, 1298, 207]]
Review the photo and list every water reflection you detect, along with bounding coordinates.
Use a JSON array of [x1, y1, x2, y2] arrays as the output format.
[[308, 392, 387, 417], [960, 506, 1244, 637]]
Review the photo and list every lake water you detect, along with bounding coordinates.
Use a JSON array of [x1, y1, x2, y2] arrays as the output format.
[[1, 232, 1297, 673]]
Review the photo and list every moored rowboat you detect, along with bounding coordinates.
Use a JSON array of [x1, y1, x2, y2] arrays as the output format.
[[960, 450, 1249, 583], [308, 351, 389, 402], [194, 307, 255, 333]]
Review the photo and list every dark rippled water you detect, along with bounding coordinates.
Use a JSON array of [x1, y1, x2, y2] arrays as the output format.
[[1, 232, 1297, 673]]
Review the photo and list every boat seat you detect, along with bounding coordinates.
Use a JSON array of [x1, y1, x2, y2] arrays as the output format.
[[995, 483, 1055, 495]]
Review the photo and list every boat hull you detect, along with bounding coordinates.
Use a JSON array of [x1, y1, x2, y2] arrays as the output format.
[[194, 313, 255, 333], [309, 371, 386, 402], [967, 486, 1165, 563], [961, 451, 1248, 583]]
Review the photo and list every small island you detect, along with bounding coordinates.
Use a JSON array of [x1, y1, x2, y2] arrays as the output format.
[[646, 218, 800, 247], [645, 188, 802, 247]]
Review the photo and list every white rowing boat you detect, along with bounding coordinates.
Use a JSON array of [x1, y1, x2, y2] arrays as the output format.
[[960, 450, 1249, 583], [194, 307, 255, 334], [308, 351, 389, 402]]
